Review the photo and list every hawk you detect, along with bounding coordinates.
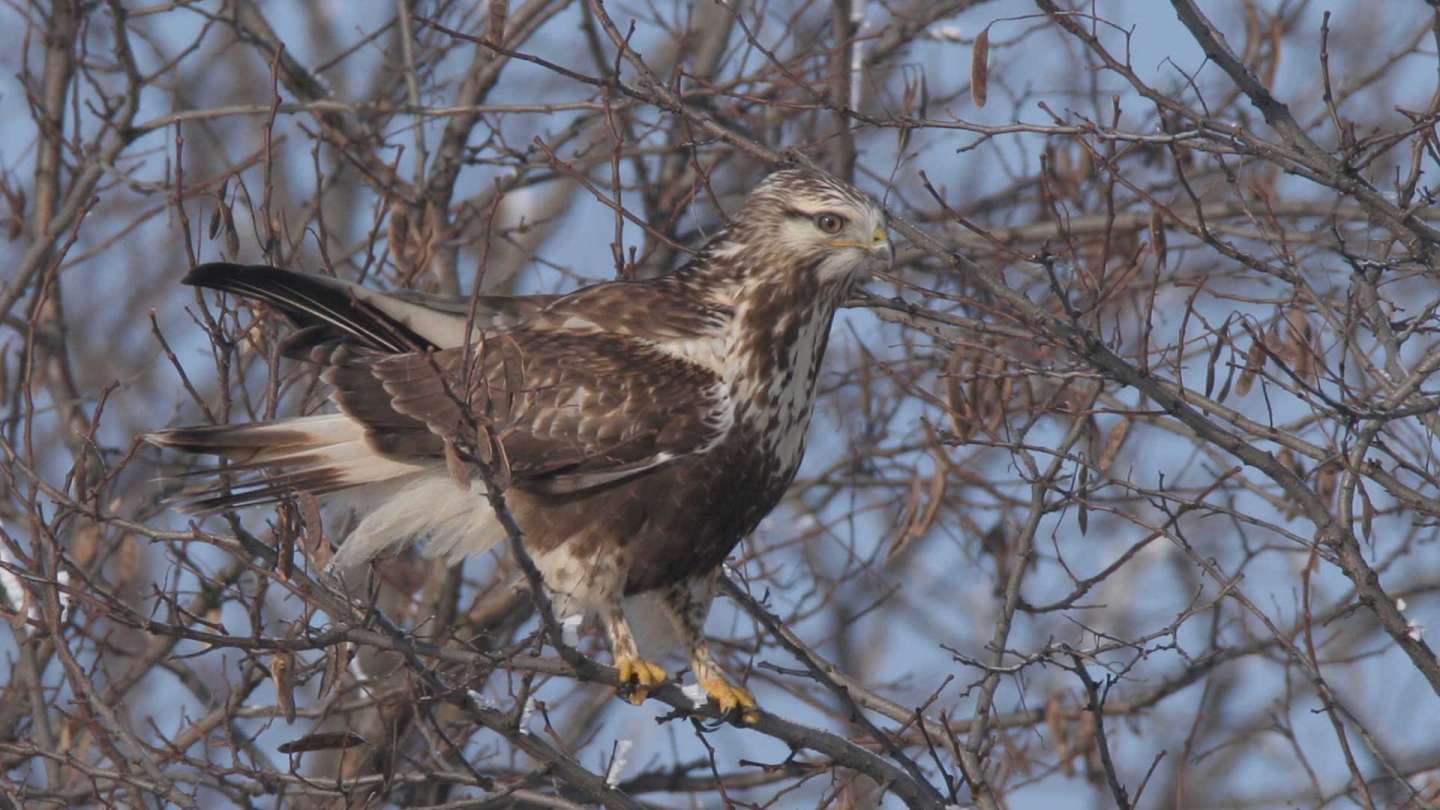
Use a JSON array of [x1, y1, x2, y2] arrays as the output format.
[[146, 169, 891, 722]]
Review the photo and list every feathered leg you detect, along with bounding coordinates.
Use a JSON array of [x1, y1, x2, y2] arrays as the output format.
[[602, 607, 668, 704], [536, 545, 670, 705], [660, 576, 758, 724]]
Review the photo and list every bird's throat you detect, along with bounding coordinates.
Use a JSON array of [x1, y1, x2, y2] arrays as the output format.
[[726, 278, 848, 470]]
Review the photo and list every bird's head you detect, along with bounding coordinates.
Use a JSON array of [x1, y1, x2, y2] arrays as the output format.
[[717, 169, 891, 290]]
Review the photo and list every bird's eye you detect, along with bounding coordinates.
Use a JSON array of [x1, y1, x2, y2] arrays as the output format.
[[814, 213, 845, 234]]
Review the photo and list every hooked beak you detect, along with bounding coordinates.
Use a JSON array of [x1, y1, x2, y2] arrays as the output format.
[[869, 225, 893, 269], [830, 225, 893, 271]]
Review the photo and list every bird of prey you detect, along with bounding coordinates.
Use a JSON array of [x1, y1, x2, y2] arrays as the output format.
[[146, 168, 891, 723]]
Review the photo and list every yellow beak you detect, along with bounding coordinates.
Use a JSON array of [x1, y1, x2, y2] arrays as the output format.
[[830, 226, 891, 253]]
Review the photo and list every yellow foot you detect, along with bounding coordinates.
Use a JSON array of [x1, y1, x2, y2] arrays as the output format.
[[699, 674, 760, 725], [615, 656, 668, 705]]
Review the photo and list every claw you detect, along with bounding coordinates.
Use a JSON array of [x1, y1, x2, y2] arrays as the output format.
[[699, 673, 759, 724], [615, 656, 668, 705]]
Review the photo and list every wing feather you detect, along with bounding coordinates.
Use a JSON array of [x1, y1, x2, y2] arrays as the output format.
[[322, 330, 726, 493], [175, 264, 733, 498], [185, 263, 568, 352]]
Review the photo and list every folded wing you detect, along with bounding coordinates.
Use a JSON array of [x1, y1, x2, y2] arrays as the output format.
[[149, 263, 727, 516]]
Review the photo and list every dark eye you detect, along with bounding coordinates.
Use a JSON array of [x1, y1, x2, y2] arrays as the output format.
[[814, 213, 845, 234]]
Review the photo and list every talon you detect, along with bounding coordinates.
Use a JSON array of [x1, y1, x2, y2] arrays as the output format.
[[615, 656, 668, 705], [699, 674, 760, 724]]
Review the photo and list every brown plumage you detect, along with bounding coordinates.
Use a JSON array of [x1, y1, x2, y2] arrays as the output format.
[[146, 168, 892, 722]]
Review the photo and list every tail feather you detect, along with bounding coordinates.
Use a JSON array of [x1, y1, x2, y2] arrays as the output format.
[[145, 413, 356, 462], [148, 263, 520, 568], [145, 413, 502, 569], [145, 414, 424, 514]]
